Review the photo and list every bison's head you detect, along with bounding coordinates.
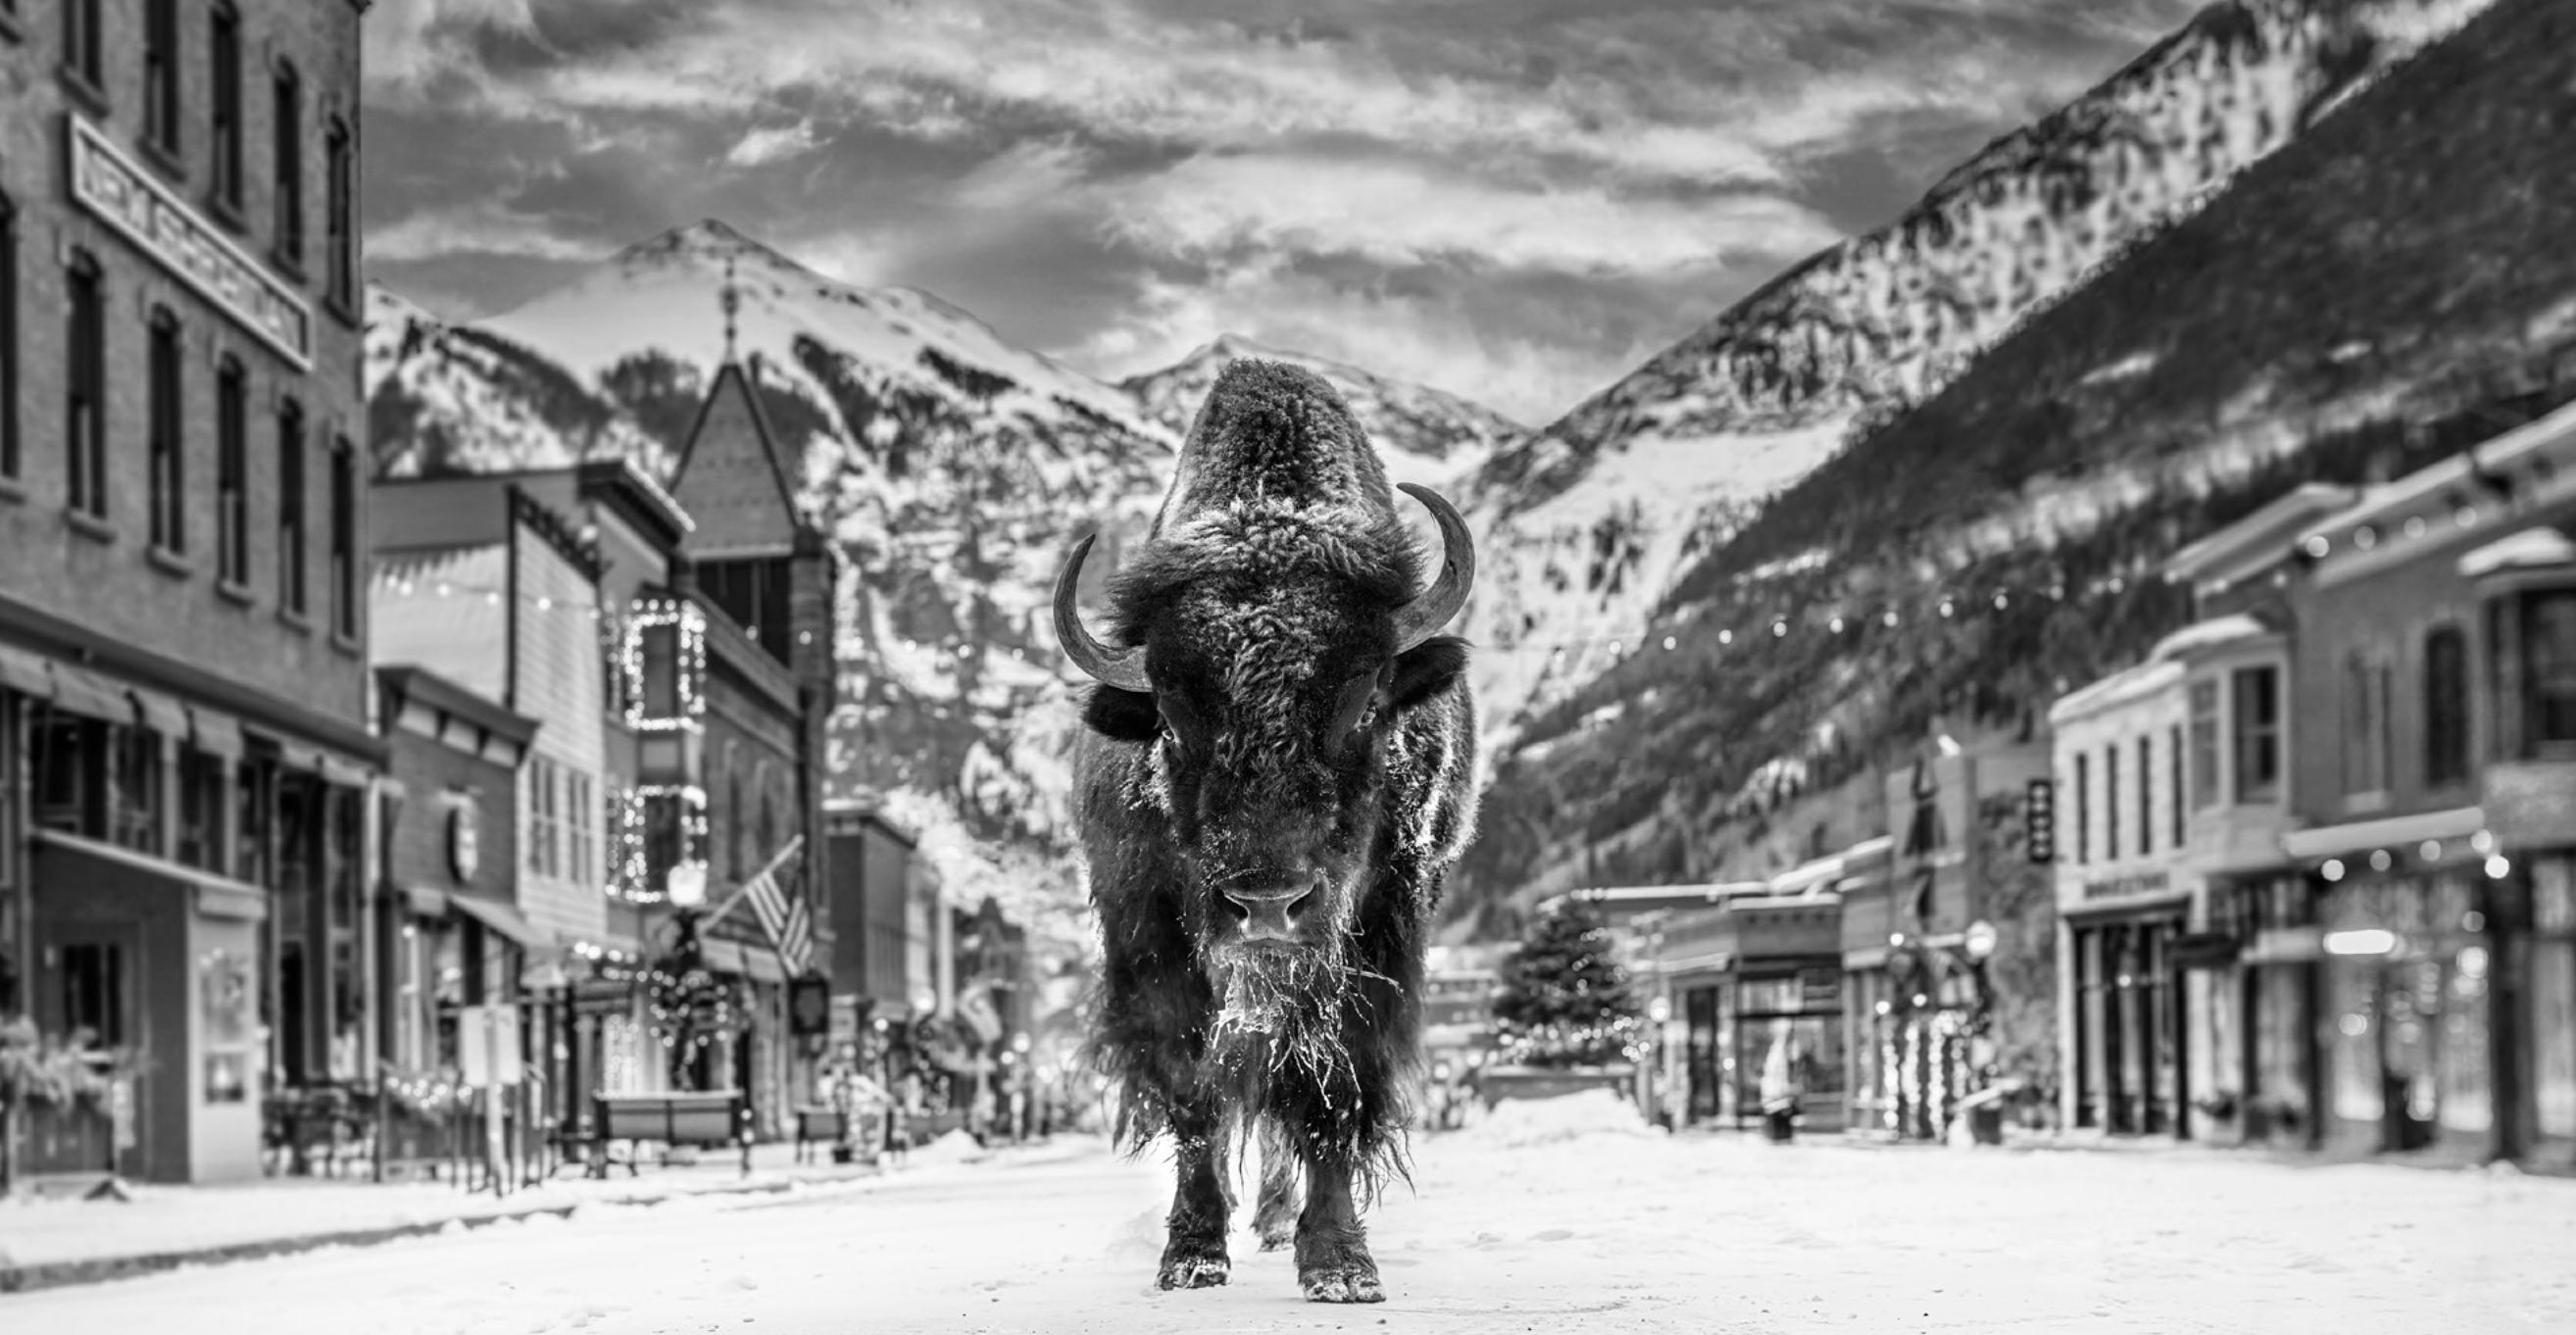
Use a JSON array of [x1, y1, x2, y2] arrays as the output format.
[[1057, 362, 1473, 1007]]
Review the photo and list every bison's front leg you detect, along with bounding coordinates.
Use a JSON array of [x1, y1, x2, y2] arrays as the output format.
[[1157, 1101, 1234, 1290], [1294, 1156, 1383, 1304], [1250, 1116, 1302, 1252]]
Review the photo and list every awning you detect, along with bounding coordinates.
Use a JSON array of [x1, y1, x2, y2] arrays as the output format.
[[47, 662, 133, 722], [2281, 807, 2487, 862], [0, 642, 50, 698], [449, 894, 549, 950], [129, 685, 189, 741], [188, 705, 245, 760], [320, 754, 373, 789], [248, 729, 324, 773], [31, 828, 270, 922]]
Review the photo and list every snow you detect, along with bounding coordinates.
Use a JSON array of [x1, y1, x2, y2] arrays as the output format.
[[12, 1128, 2573, 1332], [1449, 1088, 1660, 1149], [2459, 526, 2576, 577]]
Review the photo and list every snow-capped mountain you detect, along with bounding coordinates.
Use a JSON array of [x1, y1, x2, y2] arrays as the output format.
[[1120, 333, 1522, 494], [367, 284, 673, 481], [371, 222, 1183, 971], [1461, 0, 2493, 751]]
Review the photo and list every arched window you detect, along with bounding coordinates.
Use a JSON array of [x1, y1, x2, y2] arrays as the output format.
[[216, 357, 248, 583], [65, 249, 105, 519], [148, 307, 183, 553], [272, 60, 304, 264], [755, 762, 777, 865]]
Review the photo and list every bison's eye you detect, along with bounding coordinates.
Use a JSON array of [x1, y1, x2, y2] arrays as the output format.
[[1157, 691, 1208, 755], [1327, 668, 1384, 747]]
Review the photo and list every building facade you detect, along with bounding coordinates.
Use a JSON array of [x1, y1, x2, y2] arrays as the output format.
[[2049, 648, 2194, 1138], [2157, 486, 2345, 1149], [370, 477, 612, 1157], [1656, 882, 1846, 1132], [2271, 401, 2576, 1164], [2, 0, 374, 1186], [371, 666, 537, 1167]]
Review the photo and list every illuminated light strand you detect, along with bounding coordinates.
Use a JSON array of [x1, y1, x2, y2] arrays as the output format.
[[621, 600, 712, 733]]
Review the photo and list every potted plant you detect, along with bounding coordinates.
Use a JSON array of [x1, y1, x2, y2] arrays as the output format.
[[1, 1018, 141, 1197]]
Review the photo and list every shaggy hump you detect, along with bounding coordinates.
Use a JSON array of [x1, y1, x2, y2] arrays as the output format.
[[1157, 359, 1399, 533]]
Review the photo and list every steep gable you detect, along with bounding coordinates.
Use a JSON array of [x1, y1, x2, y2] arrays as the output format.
[[669, 360, 802, 559]]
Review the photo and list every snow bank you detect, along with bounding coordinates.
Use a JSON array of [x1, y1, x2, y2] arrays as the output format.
[[906, 1129, 990, 1166], [1451, 1088, 1660, 1149]]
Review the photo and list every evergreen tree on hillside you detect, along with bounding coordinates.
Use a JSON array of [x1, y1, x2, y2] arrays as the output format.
[[1490, 902, 1641, 1068]]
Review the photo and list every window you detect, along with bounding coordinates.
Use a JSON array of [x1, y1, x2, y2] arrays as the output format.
[[64, 252, 110, 519], [639, 623, 680, 717], [567, 770, 594, 888], [726, 759, 745, 880], [1, 195, 16, 481], [2136, 735, 2153, 858], [2232, 666, 2282, 803], [2074, 753, 2090, 865], [177, 747, 226, 870], [2425, 625, 2471, 786], [328, 437, 356, 636], [2188, 680, 2220, 810], [144, 0, 180, 155], [525, 758, 559, 879], [148, 307, 183, 552], [277, 399, 306, 615], [2343, 654, 2393, 795], [64, 0, 102, 90], [2169, 723, 2185, 850], [113, 724, 163, 855], [2105, 744, 2120, 862], [2525, 591, 2576, 753], [211, 4, 244, 211], [325, 119, 355, 307], [642, 792, 684, 896], [217, 359, 248, 583], [272, 62, 304, 267]]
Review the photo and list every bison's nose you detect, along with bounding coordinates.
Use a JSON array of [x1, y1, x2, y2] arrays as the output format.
[[1222, 883, 1313, 942]]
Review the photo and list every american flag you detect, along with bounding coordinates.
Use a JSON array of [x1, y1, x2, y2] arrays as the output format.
[[745, 864, 815, 977]]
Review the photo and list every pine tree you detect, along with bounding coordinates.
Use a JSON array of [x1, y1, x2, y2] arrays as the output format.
[[1489, 901, 1641, 1068]]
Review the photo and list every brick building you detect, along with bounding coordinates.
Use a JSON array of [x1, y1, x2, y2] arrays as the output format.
[[371, 665, 537, 1167], [0, 0, 374, 1186]]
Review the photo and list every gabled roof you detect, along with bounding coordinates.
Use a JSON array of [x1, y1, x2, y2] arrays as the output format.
[[668, 359, 805, 558]]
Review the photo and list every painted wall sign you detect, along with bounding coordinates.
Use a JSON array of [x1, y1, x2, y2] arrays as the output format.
[[67, 115, 314, 369], [2081, 867, 2173, 902]]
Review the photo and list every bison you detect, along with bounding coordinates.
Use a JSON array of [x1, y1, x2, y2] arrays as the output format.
[[1056, 360, 1479, 1304]]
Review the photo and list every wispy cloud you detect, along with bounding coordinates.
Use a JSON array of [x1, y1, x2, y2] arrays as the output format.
[[362, 0, 2203, 421]]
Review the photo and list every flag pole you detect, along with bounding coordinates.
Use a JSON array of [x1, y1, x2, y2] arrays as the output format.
[[695, 834, 806, 933]]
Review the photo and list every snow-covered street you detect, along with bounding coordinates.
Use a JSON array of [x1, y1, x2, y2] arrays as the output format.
[[6, 1095, 2572, 1334]]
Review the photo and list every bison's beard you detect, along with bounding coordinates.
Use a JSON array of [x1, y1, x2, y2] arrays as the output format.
[[1206, 945, 1368, 1093]]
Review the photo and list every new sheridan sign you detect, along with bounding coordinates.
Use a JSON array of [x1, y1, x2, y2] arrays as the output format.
[[68, 115, 313, 370]]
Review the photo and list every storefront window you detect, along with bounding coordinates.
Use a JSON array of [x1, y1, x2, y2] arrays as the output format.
[[2251, 965, 2310, 1135], [2532, 860, 2576, 1146], [2439, 948, 2494, 1138], [2327, 961, 2381, 1129], [199, 947, 256, 1105], [2525, 590, 2576, 751]]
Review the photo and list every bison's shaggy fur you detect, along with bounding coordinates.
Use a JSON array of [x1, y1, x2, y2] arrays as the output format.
[[1064, 360, 1478, 1303]]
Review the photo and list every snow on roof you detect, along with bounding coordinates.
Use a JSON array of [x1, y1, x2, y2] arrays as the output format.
[[2149, 613, 2273, 662], [2048, 655, 2185, 724], [2162, 483, 2357, 585], [2458, 526, 2576, 578], [2300, 396, 2576, 551]]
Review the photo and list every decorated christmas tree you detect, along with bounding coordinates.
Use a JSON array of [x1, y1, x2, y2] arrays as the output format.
[[1489, 901, 1642, 1068]]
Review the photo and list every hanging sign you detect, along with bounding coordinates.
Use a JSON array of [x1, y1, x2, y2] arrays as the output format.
[[2025, 779, 2056, 865]]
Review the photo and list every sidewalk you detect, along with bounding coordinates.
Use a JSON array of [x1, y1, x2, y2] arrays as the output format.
[[0, 1134, 1039, 1296]]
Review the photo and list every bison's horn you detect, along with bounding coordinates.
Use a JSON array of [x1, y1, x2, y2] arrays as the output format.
[[1054, 534, 1151, 694], [1393, 482, 1475, 653]]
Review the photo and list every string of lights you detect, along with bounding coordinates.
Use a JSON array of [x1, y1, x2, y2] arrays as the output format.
[[372, 573, 613, 619]]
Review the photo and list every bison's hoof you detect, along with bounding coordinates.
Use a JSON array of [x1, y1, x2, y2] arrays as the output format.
[[1253, 1213, 1298, 1253], [1299, 1264, 1385, 1304], [1157, 1252, 1230, 1291]]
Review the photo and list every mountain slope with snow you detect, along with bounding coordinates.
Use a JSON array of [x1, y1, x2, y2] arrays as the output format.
[[366, 284, 672, 481], [1461, 0, 2491, 753], [1446, 0, 2571, 929]]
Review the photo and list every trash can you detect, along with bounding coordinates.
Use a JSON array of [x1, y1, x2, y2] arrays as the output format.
[[1763, 1106, 1796, 1143]]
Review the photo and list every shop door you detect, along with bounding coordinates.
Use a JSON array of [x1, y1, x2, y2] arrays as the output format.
[[2379, 960, 2443, 1152], [1683, 987, 1720, 1122], [30, 923, 144, 1178]]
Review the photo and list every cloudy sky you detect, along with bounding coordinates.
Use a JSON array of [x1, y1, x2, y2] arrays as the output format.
[[363, 0, 2200, 425]]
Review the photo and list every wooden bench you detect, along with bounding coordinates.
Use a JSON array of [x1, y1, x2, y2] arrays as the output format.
[[588, 1091, 753, 1178]]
